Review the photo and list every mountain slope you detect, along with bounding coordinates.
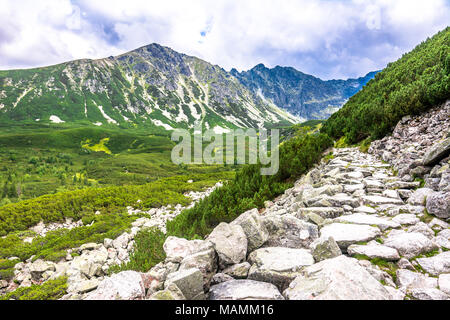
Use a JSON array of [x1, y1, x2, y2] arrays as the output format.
[[231, 64, 377, 120], [0, 44, 298, 131], [323, 26, 450, 143]]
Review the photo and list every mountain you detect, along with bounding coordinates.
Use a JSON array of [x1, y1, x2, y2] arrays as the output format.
[[0, 44, 298, 131], [231, 64, 378, 120]]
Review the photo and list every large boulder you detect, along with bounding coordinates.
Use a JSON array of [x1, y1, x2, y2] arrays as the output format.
[[163, 236, 214, 263], [29, 260, 55, 281], [247, 247, 315, 291], [319, 223, 381, 250], [283, 256, 393, 300], [207, 223, 247, 268], [149, 283, 186, 300], [84, 271, 146, 300], [407, 188, 435, 206], [231, 208, 269, 252], [416, 251, 450, 276], [384, 231, 438, 259], [422, 137, 450, 166], [209, 280, 284, 300], [426, 192, 450, 219], [262, 215, 319, 249], [179, 247, 218, 290], [164, 268, 205, 300]]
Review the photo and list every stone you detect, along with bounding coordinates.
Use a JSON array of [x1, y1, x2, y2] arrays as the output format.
[[247, 247, 315, 291], [283, 256, 392, 300], [163, 236, 214, 263], [85, 271, 146, 300], [309, 236, 342, 262], [407, 188, 435, 206], [209, 280, 284, 300], [327, 193, 360, 208], [438, 274, 450, 295], [149, 283, 186, 300], [408, 222, 435, 239], [384, 232, 438, 259], [222, 262, 251, 279], [179, 247, 217, 289], [211, 273, 234, 285], [207, 222, 247, 268], [320, 223, 381, 250], [362, 195, 404, 206], [422, 137, 450, 166], [426, 191, 450, 219], [336, 213, 400, 231], [298, 207, 344, 219], [112, 232, 130, 250], [382, 189, 400, 199], [416, 252, 450, 276], [396, 269, 438, 291], [391, 214, 420, 226], [231, 208, 269, 252], [79, 243, 98, 251], [347, 244, 400, 261], [165, 268, 205, 300], [29, 260, 55, 281], [78, 279, 99, 294], [262, 215, 319, 249], [409, 288, 449, 300], [354, 206, 378, 214]]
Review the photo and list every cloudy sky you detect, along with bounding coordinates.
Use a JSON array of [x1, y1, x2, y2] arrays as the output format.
[[0, 0, 449, 79]]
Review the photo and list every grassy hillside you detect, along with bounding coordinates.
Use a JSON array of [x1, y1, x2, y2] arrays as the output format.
[[322, 27, 450, 143]]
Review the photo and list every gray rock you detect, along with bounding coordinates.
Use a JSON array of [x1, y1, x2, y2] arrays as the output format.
[[384, 232, 438, 259], [426, 191, 450, 219], [396, 269, 438, 291], [362, 195, 404, 206], [336, 213, 400, 231], [347, 243, 400, 261], [85, 271, 145, 300], [391, 214, 420, 226], [207, 222, 247, 268], [438, 273, 450, 295], [211, 273, 234, 285], [222, 262, 251, 279], [179, 247, 217, 289], [165, 268, 205, 300], [416, 251, 450, 276], [209, 280, 284, 300], [320, 223, 381, 250], [422, 137, 450, 166], [231, 208, 268, 252], [29, 260, 55, 281], [283, 256, 393, 300], [409, 288, 449, 300], [247, 247, 315, 291], [262, 215, 319, 249], [309, 236, 342, 262], [298, 207, 344, 219], [407, 188, 435, 206], [163, 236, 214, 263]]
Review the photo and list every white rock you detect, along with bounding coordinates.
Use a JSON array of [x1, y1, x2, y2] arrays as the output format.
[[320, 223, 381, 250]]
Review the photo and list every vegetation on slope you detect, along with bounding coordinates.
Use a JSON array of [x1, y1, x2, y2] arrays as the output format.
[[322, 27, 450, 143]]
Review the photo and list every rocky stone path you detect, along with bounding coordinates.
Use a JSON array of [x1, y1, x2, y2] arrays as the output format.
[[82, 142, 449, 300]]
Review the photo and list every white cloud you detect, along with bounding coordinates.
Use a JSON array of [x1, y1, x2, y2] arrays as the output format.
[[0, 0, 448, 79]]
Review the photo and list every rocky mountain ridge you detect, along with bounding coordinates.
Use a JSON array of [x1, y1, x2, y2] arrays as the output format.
[[231, 64, 378, 120], [0, 44, 298, 131]]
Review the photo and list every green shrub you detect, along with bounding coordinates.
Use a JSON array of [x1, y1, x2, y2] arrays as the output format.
[[323, 27, 450, 144], [109, 227, 167, 274], [0, 277, 67, 300]]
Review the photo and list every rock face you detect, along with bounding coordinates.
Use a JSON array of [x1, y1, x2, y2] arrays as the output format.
[[164, 268, 206, 300], [283, 256, 393, 300], [209, 280, 284, 300]]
